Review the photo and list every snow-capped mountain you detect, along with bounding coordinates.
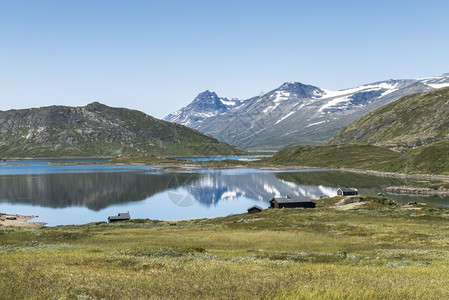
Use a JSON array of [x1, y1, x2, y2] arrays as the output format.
[[164, 74, 449, 150], [164, 90, 242, 128]]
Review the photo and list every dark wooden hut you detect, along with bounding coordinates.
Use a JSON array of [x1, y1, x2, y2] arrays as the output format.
[[337, 188, 359, 196], [108, 212, 130, 222], [269, 195, 315, 209], [247, 205, 263, 214]]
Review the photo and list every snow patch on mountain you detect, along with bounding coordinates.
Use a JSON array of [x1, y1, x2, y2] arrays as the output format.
[[428, 82, 449, 89], [319, 96, 351, 113], [272, 91, 291, 102], [305, 120, 327, 128], [319, 81, 400, 113], [220, 98, 240, 106], [420, 74, 449, 89], [274, 111, 296, 125], [164, 73, 449, 150]]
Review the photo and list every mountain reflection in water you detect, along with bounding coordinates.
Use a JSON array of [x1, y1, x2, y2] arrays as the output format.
[[0, 165, 448, 225], [0, 171, 337, 209], [0, 172, 199, 210]]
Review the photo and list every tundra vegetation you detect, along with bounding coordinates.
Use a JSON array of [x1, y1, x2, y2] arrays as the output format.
[[264, 141, 449, 175], [1, 196, 449, 299]]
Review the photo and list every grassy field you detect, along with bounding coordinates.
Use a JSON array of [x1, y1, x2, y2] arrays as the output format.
[[1, 197, 449, 299], [264, 144, 402, 171], [263, 142, 449, 175]]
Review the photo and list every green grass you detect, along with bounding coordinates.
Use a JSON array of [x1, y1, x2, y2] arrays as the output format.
[[2, 199, 449, 299], [264, 141, 449, 175], [401, 140, 449, 175], [264, 144, 403, 171]]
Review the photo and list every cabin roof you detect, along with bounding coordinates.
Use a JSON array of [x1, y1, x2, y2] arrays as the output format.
[[117, 212, 130, 218], [270, 196, 313, 204], [247, 205, 263, 211], [108, 212, 130, 220], [338, 188, 358, 192]]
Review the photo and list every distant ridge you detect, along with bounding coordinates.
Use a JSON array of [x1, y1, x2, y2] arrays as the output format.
[[328, 87, 449, 148], [165, 73, 449, 150], [0, 102, 242, 158]]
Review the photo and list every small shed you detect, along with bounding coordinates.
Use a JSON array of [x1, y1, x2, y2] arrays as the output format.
[[108, 212, 130, 223], [269, 195, 315, 209], [337, 188, 359, 196], [247, 205, 263, 214]]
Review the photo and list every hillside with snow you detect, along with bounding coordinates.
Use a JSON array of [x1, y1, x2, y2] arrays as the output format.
[[164, 74, 449, 150]]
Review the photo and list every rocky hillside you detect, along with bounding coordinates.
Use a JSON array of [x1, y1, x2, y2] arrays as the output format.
[[0, 102, 243, 158], [328, 87, 449, 148], [165, 74, 449, 150]]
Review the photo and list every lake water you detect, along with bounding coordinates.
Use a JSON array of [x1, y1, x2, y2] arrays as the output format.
[[0, 159, 448, 226]]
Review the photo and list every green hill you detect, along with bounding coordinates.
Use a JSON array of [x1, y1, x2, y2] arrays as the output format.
[[328, 87, 449, 148], [400, 140, 449, 174], [266, 144, 403, 171], [0, 102, 243, 158], [265, 141, 449, 175]]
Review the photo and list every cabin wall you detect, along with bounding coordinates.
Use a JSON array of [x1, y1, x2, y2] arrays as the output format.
[[278, 202, 315, 209]]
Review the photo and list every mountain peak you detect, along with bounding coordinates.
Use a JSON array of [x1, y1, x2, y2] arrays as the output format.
[[169, 90, 229, 122], [163, 89, 244, 126], [277, 81, 323, 98], [280, 81, 303, 87], [86, 101, 107, 109], [196, 90, 218, 98], [193, 90, 224, 107]]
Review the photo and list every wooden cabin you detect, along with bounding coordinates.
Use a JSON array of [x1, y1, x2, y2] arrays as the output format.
[[337, 188, 359, 196], [247, 205, 263, 214], [108, 212, 130, 223], [269, 195, 315, 209]]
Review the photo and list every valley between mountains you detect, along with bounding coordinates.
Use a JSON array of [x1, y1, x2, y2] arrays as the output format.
[[1, 74, 449, 177]]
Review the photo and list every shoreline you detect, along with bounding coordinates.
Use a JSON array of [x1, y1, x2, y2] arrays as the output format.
[[383, 186, 449, 196], [18, 158, 449, 182], [140, 162, 449, 182], [329, 167, 449, 182], [246, 164, 449, 183], [6, 157, 449, 182], [2, 160, 449, 226], [0, 213, 46, 227]]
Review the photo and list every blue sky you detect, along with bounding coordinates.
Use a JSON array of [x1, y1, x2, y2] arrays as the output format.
[[0, 0, 448, 118]]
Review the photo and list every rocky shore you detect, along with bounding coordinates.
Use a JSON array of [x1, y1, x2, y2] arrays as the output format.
[[333, 168, 449, 182], [383, 186, 449, 196], [0, 213, 46, 227]]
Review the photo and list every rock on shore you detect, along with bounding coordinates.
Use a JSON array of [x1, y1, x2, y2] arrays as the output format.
[[0, 213, 46, 227]]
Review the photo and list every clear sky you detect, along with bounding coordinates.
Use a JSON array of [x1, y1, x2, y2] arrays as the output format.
[[0, 0, 448, 118]]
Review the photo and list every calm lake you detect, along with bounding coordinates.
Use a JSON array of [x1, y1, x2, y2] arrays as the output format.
[[0, 159, 448, 226]]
